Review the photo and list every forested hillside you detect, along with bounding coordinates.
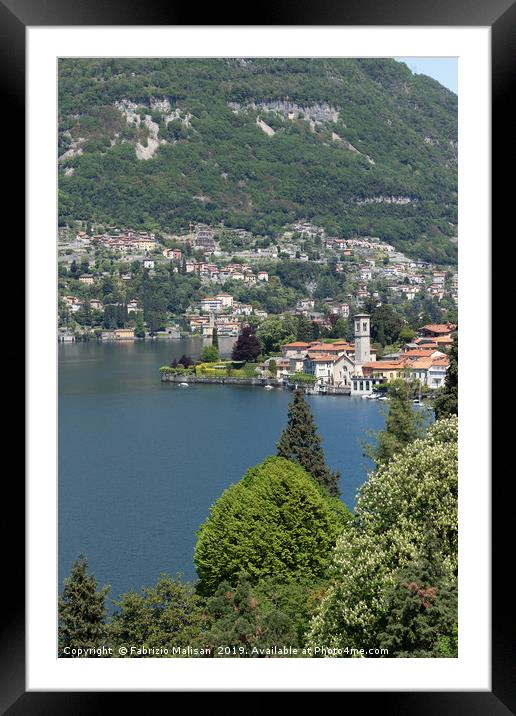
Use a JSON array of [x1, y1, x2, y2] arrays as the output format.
[[58, 58, 457, 264]]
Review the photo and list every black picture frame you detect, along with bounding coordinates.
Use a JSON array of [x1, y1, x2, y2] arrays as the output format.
[[6, 0, 510, 710]]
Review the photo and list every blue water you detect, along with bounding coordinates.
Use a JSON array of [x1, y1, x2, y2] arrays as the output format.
[[58, 339, 386, 604]]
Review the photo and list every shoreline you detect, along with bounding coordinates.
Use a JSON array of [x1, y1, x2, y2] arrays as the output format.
[[160, 372, 351, 395]]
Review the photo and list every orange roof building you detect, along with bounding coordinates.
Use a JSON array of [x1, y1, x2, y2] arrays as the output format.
[[419, 323, 456, 338]]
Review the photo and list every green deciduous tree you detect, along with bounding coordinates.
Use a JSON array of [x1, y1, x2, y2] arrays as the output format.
[[256, 315, 295, 354], [369, 304, 405, 347], [398, 326, 416, 343], [134, 313, 145, 338], [200, 344, 220, 363], [194, 456, 346, 596], [58, 556, 110, 656], [329, 317, 349, 339], [308, 416, 458, 653], [277, 389, 341, 496]]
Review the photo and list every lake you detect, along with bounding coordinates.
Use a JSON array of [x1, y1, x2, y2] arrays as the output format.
[[58, 338, 386, 604]]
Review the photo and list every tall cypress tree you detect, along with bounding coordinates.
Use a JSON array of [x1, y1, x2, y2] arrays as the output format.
[[277, 389, 340, 496], [58, 556, 110, 656], [212, 326, 219, 351]]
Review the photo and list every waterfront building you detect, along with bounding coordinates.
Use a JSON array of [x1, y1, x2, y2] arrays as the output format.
[[361, 359, 409, 381], [303, 352, 354, 387], [351, 375, 385, 396], [101, 328, 135, 341]]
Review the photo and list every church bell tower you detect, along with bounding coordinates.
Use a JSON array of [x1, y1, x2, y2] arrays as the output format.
[[354, 313, 371, 368]]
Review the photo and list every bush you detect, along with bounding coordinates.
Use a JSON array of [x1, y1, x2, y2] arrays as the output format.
[[288, 372, 317, 384]]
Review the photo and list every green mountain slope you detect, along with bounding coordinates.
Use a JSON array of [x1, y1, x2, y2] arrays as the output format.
[[58, 58, 457, 264]]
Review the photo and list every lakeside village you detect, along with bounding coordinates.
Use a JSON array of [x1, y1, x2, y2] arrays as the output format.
[[159, 317, 454, 398], [58, 221, 457, 397]]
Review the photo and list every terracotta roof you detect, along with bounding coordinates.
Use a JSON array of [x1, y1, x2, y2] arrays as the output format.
[[409, 359, 433, 370], [430, 357, 450, 366], [306, 353, 338, 363], [404, 349, 444, 358], [308, 344, 346, 353], [413, 338, 439, 347], [282, 342, 311, 348], [421, 324, 456, 334], [410, 356, 450, 369], [361, 360, 408, 371]]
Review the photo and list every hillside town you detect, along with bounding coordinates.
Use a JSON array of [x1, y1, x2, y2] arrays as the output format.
[[59, 221, 457, 331], [58, 221, 457, 394]]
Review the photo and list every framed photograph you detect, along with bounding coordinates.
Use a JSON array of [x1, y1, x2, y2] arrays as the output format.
[[9, 0, 508, 708]]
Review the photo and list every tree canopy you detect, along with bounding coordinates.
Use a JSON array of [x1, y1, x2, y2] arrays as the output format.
[[194, 456, 347, 596], [231, 324, 261, 362], [308, 416, 458, 652], [110, 574, 207, 656]]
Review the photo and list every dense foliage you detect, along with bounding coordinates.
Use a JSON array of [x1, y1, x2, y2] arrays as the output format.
[[433, 331, 458, 419], [194, 456, 347, 596], [377, 544, 458, 657], [231, 324, 262, 362], [307, 416, 458, 652], [365, 378, 426, 466], [109, 575, 207, 656], [204, 573, 297, 657], [58, 58, 457, 264]]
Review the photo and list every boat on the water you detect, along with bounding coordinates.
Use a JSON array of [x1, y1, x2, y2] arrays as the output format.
[[178, 382, 189, 388], [264, 385, 274, 390]]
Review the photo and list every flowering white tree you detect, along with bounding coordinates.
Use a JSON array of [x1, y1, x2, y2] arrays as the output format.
[[307, 416, 458, 652]]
